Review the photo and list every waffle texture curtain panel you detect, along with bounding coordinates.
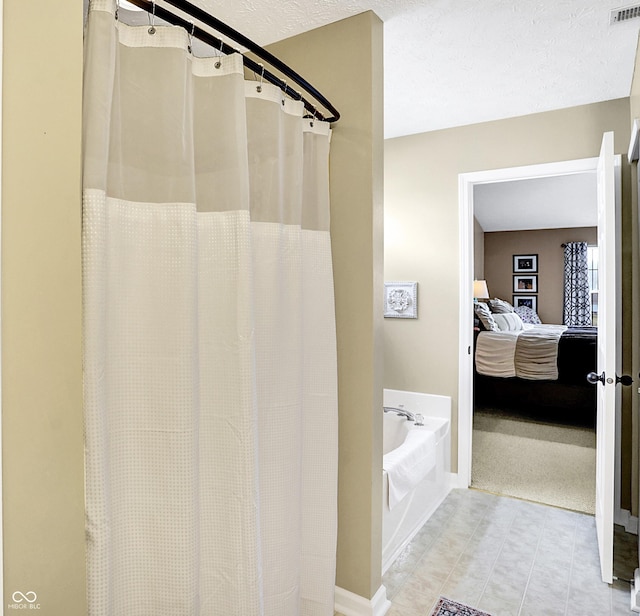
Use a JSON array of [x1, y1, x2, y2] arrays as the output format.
[[82, 3, 338, 614]]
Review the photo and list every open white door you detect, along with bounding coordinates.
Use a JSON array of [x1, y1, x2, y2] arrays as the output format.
[[592, 131, 620, 584]]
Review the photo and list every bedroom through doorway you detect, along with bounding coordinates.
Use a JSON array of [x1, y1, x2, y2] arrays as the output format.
[[461, 158, 602, 516]]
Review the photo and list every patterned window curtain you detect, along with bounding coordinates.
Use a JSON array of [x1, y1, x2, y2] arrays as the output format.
[[563, 242, 592, 326]]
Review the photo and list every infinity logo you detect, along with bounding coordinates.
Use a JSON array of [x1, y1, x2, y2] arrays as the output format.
[[12, 591, 37, 603]]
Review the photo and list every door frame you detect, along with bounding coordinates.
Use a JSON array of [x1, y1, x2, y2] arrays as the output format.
[[0, 0, 4, 610], [457, 156, 623, 517], [627, 119, 640, 609]]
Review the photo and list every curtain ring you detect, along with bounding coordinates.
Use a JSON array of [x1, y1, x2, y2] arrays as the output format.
[[114, 0, 120, 21], [148, 0, 156, 35], [214, 40, 224, 69], [187, 22, 195, 54], [256, 64, 265, 93]]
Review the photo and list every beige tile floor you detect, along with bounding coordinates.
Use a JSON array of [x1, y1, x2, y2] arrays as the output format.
[[337, 488, 638, 616]]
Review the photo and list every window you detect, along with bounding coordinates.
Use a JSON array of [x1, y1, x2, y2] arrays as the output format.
[[587, 245, 598, 326]]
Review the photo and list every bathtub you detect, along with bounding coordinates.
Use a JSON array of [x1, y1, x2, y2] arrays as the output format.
[[382, 389, 451, 573]]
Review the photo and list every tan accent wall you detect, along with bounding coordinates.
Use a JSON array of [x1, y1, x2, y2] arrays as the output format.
[[484, 227, 597, 325], [384, 99, 633, 510], [2, 0, 86, 613], [268, 12, 385, 600]]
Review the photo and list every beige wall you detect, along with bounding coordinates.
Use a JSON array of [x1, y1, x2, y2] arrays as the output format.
[[384, 99, 633, 505], [2, 0, 86, 613], [484, 227, 597, 325], [268, 12, 385, 600]]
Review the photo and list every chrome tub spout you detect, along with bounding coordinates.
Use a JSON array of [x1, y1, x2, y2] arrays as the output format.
[[383, 406, 415, 421]]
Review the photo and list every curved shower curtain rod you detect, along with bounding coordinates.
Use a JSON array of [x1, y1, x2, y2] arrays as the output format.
[[119, 0, 341, 123]]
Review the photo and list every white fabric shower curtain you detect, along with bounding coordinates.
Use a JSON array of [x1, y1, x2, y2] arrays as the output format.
[[82, 3, 338, 615]]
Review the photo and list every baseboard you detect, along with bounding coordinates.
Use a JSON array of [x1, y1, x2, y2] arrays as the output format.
[[448, 471, 463, 489], [334, 585, 391, 616], [615, 508, 639, 535]]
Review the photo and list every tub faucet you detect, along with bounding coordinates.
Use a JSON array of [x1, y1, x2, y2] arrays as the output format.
[[383, 406, 415, 421]]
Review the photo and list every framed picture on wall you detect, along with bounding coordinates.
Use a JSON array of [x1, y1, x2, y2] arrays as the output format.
[[513, 254, 538, 273], [513, 295, 537, 312], [513, 274, 537, 293], [384, 282, 418, 318]]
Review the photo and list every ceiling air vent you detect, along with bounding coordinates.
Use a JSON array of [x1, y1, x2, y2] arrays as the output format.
[[610, 4, 640, 24]]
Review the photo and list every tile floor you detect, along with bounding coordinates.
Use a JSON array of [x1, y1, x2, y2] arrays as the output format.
[[338, 488, 638, 616]]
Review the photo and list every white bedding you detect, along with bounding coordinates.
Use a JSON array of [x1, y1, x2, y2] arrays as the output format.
[[475, 330, 519, 378], [476, 323, 568, 380]]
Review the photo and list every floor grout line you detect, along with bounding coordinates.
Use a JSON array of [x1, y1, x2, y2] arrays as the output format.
[[437, 498, 494, 601], [563, 516, 580, 616], [476, 503, 522, 607], [516, 507, 550, 616]]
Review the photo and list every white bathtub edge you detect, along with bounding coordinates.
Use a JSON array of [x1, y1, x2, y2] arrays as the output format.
[[334, 584, 391, 616]]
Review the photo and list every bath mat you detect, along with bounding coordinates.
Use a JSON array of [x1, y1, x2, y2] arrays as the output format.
[[429, 596, 492, 616]]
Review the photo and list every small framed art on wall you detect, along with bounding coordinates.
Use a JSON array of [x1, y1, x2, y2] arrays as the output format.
[[513, 275, 537, 293], [384, 282, 418, 318], [513, 254, 538, 273], [513, 295, 537, 312]]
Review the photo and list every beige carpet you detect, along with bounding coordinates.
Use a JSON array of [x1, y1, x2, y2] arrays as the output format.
[[471, 409, 596, 514]]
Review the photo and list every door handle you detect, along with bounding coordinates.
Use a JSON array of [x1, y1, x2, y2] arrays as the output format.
[[587, 372, 605, 385], [586, 372, 633, 386]]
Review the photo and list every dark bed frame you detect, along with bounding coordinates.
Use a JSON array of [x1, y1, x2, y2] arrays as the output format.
[[473, 327, 597, 425]]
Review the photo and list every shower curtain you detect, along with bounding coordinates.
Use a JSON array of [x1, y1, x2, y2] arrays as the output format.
[[562, 241, 592, 326], [82, 3, 338, 615]]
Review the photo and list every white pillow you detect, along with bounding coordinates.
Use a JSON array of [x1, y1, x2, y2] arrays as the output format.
[[493, 312, 524, 332], [474, 302, 498, 331], [488, 298, 515, 314]]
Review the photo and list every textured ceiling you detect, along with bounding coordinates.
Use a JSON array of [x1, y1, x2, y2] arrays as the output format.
[[187, 0, 640, 138]]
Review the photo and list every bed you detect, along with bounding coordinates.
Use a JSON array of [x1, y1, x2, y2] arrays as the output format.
[[473, 300, 597, 420]]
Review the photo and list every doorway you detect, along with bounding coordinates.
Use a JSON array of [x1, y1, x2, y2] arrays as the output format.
[[457, 156, 623, 518], [473, 174, 598, 512]]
